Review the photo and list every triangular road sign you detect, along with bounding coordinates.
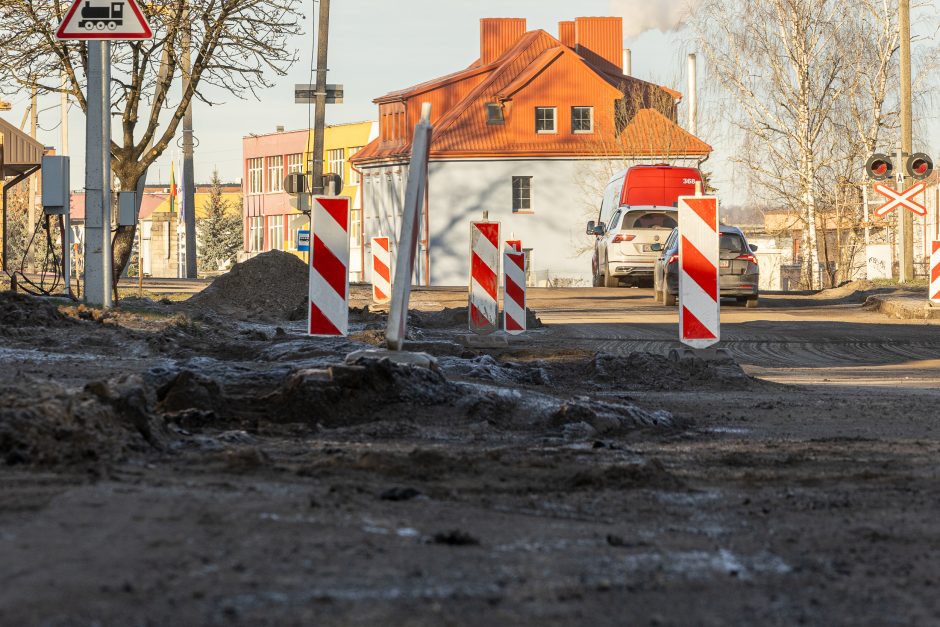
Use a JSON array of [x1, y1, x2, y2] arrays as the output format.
[[56, 0, 153, 40]]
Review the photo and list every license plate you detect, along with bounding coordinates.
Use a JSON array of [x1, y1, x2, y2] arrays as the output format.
[[719, 259, 731, 268]]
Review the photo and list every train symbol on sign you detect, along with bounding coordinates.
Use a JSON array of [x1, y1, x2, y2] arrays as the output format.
[[78, 1, 124, 31]]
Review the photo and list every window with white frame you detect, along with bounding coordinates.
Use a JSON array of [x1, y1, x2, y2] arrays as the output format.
[[268, 215, 284, 251], [249, 216, 264, 251], [327, 148, 345, 177], [347, 146, 362, 184], [512, 176, 533, 213], [535, 107, 556, 134], [571, 106, 594, 133], [350, 208, 361, 244], [267, 155, 284, 192], [247, 158, 263, 195], [287, 153, 304, 174]]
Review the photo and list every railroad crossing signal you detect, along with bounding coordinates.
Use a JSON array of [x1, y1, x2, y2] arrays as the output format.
[[873, 182, 928, 217], [866, 154, 894, 181], [56, 0, 153, 40]]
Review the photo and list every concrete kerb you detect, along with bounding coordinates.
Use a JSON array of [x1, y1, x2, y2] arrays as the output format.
[[345, 348, 438, 370], [865, 294, 940, 320], [459, 333, 510, 348]]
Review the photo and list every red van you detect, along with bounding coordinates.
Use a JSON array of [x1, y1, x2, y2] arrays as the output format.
[[587, 165, 703, 287]]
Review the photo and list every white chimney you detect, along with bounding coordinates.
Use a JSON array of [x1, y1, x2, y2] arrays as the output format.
[[623, 48, 632, 76], [687, 53, 697, 136]]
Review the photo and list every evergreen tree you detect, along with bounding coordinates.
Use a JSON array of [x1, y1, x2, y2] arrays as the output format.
[[196, 171, 242, 274]]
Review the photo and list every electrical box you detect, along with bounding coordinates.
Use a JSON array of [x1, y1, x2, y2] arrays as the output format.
[[118, 191, 138, 226], [41, 155, 70, 215]]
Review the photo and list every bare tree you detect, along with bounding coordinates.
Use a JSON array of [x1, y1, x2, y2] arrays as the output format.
[[692, 0, 857, 289], [0, 0, 303, 291]]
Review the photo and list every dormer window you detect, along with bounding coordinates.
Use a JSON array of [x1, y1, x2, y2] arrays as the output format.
[[486, 103, 504, 125], [535, 107, 556, 134]]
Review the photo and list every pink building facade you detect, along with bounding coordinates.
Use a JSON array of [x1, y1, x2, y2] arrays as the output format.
[[241, 129, 308, 258]]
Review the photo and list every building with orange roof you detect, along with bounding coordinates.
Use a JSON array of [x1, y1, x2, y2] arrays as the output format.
[[351, 16, 712, 285]]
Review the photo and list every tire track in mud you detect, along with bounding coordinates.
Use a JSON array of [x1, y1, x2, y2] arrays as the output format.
[[545, 324, 940, 369]]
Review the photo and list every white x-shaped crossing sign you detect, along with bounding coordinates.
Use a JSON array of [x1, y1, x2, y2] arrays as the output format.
[[874, 182, 928, 217]]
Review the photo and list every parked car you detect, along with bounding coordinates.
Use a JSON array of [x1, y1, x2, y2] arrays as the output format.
[[588, 165, 703, 287], [652, 225, 760, 307]]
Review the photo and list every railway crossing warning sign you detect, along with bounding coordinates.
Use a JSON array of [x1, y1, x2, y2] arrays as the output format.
[[873, 182, 928, 217], [57, 0, 153, 40]]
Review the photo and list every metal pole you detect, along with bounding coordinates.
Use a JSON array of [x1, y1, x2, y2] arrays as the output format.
[[0, 135, 6, 274], [687, 53, 697, 136], [182, 12, 197, 278], [900, 0, 914, 281], [311, 0, 330, 195], [61, 72, 71, 295], [862, 184, 870, 247], [28, 86, 37, 270], [84, 41, 105, 306], [896, 145, 907, 282], [102, 41, 113, 308]]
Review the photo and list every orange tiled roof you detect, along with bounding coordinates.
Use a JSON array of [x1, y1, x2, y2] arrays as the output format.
[[351, 26, 709, 166]]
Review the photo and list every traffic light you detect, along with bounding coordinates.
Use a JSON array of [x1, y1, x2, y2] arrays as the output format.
[[906, 153, 934, 180], [865, 153, 894, 181]]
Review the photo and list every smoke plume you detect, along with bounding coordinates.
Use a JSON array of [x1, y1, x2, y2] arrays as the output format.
[[610, 0, 701, 39]]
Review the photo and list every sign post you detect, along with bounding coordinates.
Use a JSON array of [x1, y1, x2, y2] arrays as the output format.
[[57, 0, 153, 307]]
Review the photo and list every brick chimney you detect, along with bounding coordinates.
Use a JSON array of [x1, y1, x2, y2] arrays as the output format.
[[558, 21, 575, 48], [574, 17, 623, 74], [480, 18, 527, 65]]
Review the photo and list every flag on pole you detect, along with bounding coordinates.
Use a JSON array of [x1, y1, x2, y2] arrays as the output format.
[[177, 160, 186, 224], [168, 162, 177, 214]]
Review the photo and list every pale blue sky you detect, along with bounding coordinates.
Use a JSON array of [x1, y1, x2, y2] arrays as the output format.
[[4, 0, 938, 204]]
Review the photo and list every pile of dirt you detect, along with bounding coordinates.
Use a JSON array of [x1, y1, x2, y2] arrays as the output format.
[[595, 352, 752, 389], [0, 292, 75, 330], [0, 375, 172, 468], [409, 306, 542, 329], [183, 251, 308, 321]]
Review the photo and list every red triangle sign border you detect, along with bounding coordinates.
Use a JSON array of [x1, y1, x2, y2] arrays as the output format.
[[57, 0, 154, 40]]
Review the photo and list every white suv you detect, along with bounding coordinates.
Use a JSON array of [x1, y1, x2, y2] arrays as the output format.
[[588, 206, 678, 287]]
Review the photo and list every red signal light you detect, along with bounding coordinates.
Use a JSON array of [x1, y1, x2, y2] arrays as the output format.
[[907, 153, 933, 180], [866, 153, 894, 181]]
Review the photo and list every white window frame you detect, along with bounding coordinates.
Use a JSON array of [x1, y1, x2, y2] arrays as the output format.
[[512, 176, 533, 213], [247, 158, 263, 195], [327, 148, 345, 177], [287, 153, 304, 174], [571, 106, 594, 134], [267, 155, 284, 193], [268, 215, 284, 251], [347, 146, 362, 184], [535, 107, 557, 134], [249, 216, 264, 251]]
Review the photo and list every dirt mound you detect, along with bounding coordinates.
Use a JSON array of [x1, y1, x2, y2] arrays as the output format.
[[184, 251, 308, 321], [0, 375, 171, 468], [409, 306, 542, 329], [0, 292, 75, 329]]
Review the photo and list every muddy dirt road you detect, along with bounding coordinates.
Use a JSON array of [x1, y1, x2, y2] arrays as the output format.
[[1, 276, 939, 626]]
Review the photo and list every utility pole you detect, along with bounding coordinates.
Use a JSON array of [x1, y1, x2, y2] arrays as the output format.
[[28, 86, 37, 267], [61, 71, 71, 295], [84, 41, 111, 307], [181, 10, 197, 278], [310, 0, 330, 195], [899, 0, 914, 282]]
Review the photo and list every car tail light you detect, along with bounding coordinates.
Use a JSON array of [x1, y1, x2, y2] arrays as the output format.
[[612, 233, 636, 243], [667, 254, 679, 265], [736, 254, 758, 265]]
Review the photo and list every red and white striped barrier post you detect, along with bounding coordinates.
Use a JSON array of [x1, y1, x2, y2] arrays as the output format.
[[469, 221, 500, 334], [503, 240, 526, 334], [309, 196, 351, 336], [677, 195, 720, 348], [931, 240, 940, 305], [371, 236, 391, 305]]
